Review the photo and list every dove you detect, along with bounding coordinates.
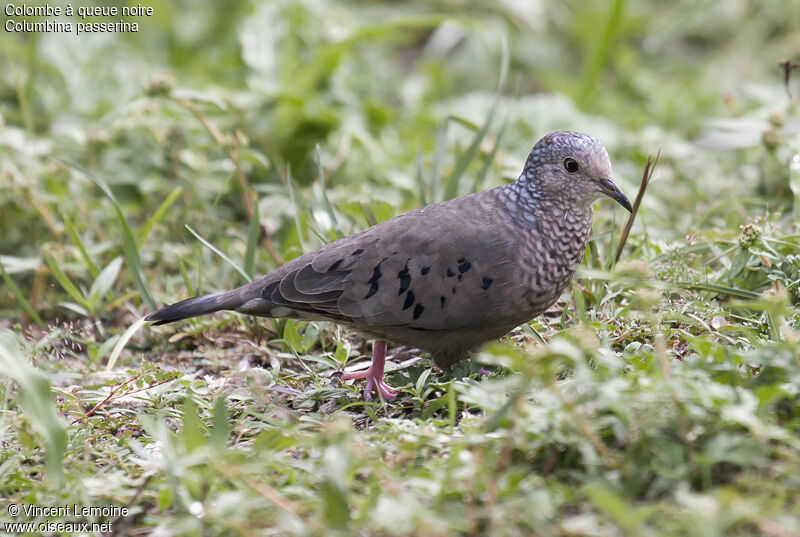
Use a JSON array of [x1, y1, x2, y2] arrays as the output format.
[[146, 131, 631, 400]]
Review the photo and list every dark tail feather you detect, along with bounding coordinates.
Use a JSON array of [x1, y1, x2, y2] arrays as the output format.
[[145, 290, 247, 326]]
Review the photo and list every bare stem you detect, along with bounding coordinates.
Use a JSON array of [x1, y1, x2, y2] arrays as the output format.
[[616, 148, 660, 262]]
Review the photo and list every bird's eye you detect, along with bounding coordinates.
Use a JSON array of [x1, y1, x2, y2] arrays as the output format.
[[563, 157, 579, 174]]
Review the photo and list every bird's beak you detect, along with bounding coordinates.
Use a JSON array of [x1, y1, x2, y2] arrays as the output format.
[[599, 179, 632, 212]]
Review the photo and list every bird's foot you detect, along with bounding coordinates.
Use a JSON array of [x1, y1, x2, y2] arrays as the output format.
[[341, 367, 396, 401], [341, 339, 396, 401]]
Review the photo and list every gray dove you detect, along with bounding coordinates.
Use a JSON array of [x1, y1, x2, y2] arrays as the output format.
[[146, 131, 631, 400]]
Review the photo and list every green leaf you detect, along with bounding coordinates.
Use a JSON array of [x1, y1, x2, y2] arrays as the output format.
[[180, 396, 206, 453], [210, 396, 231, 454], [421, 395, 448, 420], [283, 320, 303, 353], [322, 478, 350, 529], [87, 256, 123, 309], [334, 338, 351, 366], [414, 367, 432, 394], [728, 248, 750, 279]]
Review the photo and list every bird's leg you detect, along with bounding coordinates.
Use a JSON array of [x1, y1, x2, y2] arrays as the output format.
[[341, 339, 396, 401]]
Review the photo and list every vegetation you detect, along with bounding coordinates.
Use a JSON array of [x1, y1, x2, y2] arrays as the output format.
[[2, 0, 800, 535]]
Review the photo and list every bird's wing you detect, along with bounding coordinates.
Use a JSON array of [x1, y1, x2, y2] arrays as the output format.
[[238, 192, 524, 331]]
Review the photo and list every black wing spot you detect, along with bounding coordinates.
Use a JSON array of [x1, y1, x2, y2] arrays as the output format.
[[413, 303, 424, 320], [457, 257, 465, 263], [352, 248, 364, 255], [364, 262, 382, 299], [327, 259, 343, 272], [397, 267, 411, 295], [451, 287, 456, 295], [421, 266, 430, 275], [402, 290, 415, 310], [458, 260, 471, 274], [262, 281, 279, 300], [446, 268, 455, 277], [440, 296, 446, 308], [482, 277, 493, 290], [365, 282, 378, 299]]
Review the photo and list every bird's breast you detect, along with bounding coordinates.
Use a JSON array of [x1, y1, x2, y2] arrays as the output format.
[[519, 208, 593, 313]]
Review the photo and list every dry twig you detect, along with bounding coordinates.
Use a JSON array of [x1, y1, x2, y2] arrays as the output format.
[[615, 148, 660, 262]]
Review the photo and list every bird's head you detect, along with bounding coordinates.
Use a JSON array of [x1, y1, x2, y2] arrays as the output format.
[[522, 131, 631, 212]]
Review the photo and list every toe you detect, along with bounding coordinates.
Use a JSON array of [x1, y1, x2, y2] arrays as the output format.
[[377, 381, 397, 400], [341, 368, 370, 380], [363, 375, 375, 401]]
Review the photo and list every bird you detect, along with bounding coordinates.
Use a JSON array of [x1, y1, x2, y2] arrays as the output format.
[[145, 131, 631, 401]]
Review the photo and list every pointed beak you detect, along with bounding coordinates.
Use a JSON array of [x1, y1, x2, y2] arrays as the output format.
[[599, 179, 632, 212]]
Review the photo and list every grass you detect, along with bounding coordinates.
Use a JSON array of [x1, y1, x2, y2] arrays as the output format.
[[2, 0, 800, 535]]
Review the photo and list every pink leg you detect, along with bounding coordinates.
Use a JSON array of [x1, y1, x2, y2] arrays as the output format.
[[341, 340, 396, 401]]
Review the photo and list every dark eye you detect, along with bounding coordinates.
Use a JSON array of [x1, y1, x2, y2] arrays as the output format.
[[563, 157, 579, 174]]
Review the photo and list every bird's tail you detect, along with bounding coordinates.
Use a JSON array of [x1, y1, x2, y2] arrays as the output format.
[[145, 286, 255, 326]]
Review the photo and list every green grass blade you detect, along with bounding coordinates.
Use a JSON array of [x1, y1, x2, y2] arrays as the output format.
[[430, 121, 448, 203], [244, 189, 260, 280], [571, 281, 589, 325], [137, 187, 183, 248], [185, 224, 252, 284], [285, 166, 309, 253], [679, 282, 760, 299], [442, 108, 495, 200], [415, 147, 427, 206], [443, 38, 507, 200], [177, 255, 195, 296], [105, 317, 147, 371], [45, 255, 89, 310], [63, 213, 99, 278], [578, 0, 627, 107], [58, 301, 89, 316], [0, 259, 45, 327], [316, 145, 344, 240], [471, 116, 507, 193], [55, 158, 156, 310]]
